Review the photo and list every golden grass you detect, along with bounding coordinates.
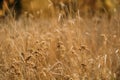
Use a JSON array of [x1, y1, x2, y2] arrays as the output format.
[[0, 0, 120, 80], [0, 12, 120, 80]]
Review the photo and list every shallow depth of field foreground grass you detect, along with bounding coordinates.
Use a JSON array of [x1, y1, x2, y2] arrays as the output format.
[[0, 13, 120, 80]]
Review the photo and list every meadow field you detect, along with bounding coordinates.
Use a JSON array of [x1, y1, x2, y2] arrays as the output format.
[[0, 0, 120, 80]]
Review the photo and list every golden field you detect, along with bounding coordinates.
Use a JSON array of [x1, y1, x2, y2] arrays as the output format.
[[0, 0, 120, 80]]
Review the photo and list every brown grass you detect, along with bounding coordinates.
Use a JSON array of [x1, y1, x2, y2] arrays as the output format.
[[0, 14, 119, 80], [0, 1, 120, 80]]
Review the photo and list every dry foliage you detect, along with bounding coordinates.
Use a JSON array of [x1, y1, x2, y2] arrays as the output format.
[[50, 0, 118, 19], [0, 12, 120, 80], [0, 0, 118, 19], [0, 0, 120, 80]]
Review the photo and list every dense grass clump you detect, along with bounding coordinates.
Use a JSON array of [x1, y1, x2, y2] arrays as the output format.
[[0, 12, 120, 80], [0, 0, 120, 80]]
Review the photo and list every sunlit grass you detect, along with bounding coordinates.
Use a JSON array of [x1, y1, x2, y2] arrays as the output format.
[[0, 13, 120, 79], [0, 0, 120, 80]]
